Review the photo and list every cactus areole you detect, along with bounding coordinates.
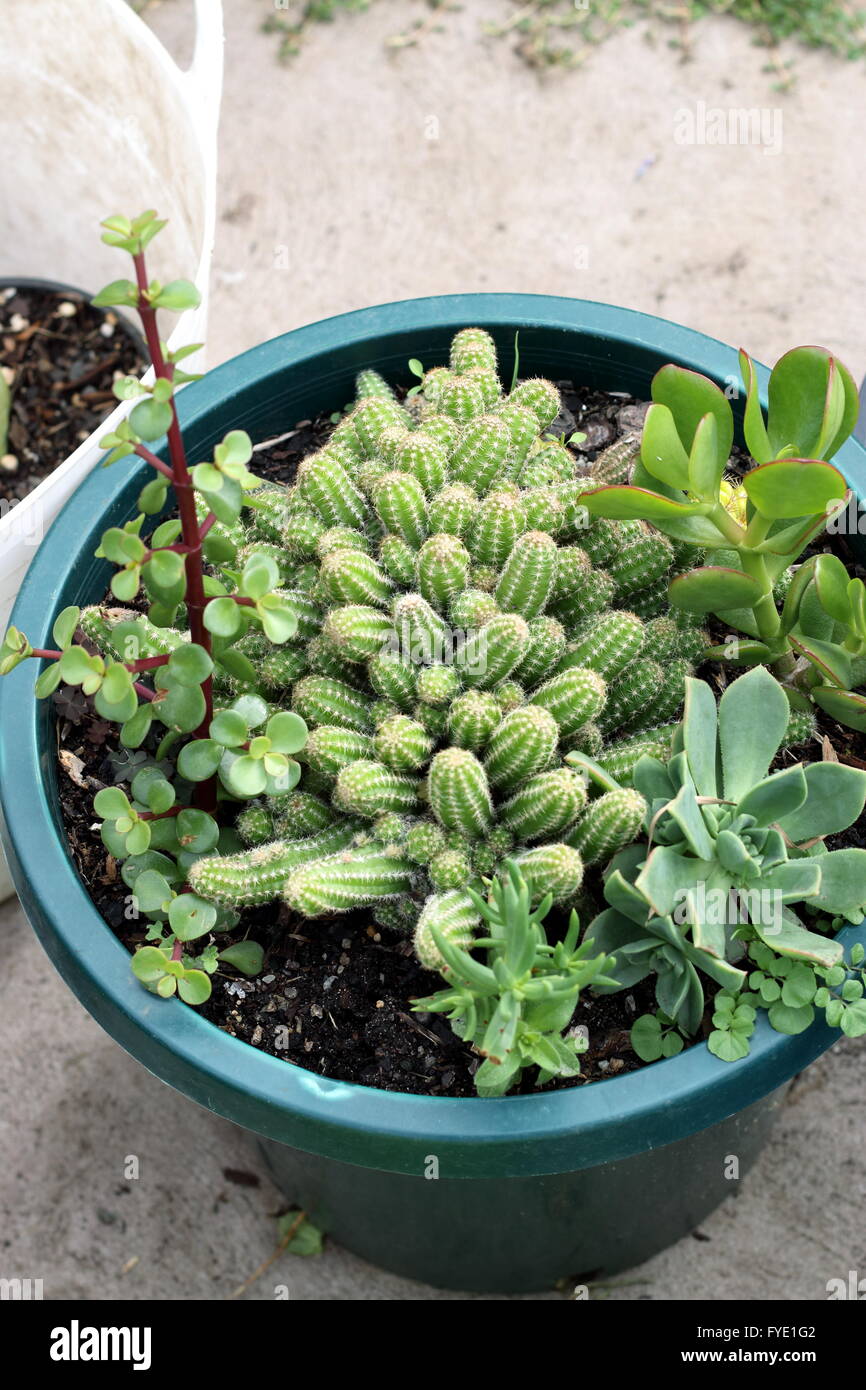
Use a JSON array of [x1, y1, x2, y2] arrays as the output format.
[[3, 295, 866, 1293]]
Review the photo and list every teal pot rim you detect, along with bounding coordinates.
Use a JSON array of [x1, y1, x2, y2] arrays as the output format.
[[2, 293, 865, 1181]]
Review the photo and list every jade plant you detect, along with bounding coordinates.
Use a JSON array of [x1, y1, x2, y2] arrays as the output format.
[[412, 860, 618, 1097], [0, 211, 308, 1002], [582, 347, 866, 729], [573, 666, 866, 1056]]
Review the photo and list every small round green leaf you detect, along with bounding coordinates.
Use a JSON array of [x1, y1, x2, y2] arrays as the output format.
[[203, 597, 243, 639], [265, 710, 308, 755], [168, 892, 218, 942], [177, 738, 223, 781], [177, 969, 212, 1005], [167, 642, 214, 687]]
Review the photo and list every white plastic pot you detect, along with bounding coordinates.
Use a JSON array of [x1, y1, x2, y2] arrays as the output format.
[[0, 0, 223, 900]]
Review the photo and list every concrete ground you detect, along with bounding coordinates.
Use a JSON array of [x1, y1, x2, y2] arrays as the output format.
[[2, 0, 866, 1302]]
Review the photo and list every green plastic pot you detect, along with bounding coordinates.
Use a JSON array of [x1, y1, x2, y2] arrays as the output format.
[[2, 295, 865, 1294]]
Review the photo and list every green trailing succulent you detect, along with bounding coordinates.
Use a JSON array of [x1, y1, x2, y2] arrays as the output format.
[[582, 346, 866, 731], [576, 666, 866, 1048], [0, 212, 310, 1002], [412, 861, 618, 1098]]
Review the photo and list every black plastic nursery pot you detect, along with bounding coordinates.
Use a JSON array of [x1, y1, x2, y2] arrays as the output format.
[[2, 295, 866, 1295]]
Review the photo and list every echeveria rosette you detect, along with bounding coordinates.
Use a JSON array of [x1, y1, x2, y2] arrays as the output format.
[[582, 347, 863, 728], [582, 666, 866, 1042]]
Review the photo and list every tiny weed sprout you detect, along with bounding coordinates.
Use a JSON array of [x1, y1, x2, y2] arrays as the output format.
[[0, 212, 309, 1002], [582, 347, 866, 731], [412, 861, 617, 1097]]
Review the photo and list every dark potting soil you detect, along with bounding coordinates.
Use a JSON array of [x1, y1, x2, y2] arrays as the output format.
[[53, 379, 864, 1097], [0, 285, 147, 505]]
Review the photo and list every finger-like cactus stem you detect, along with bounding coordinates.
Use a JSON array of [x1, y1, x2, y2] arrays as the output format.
[[565, 789, 646, 866], [270, 789, 336, 837], [438, 375, 486, 423], [511, 843, 584, 903], [299, 451, 369, 530], [323, 605, 394, 663], [292, 675, 374, 731], [455, 612, 530, 689], [500, 767, 588, 842], [468, 489, 526, 566], [235, 804, 274, 846], [413, 890, 480, 971], [589, 432, 641, 486], [188, 822, 365, 907], [483, 705, 559, 790], [530, 666, 607, 738], [285, 848, 415, 916], [449, 588, 499, 629], [367, 650, 417, 710], [333, 760, 419, 817], [396, 431, 449, 494], [450, 415, 511, 491], [378, 533, 418, 586], [598, 658, 665, 735], [415, 533, 471, 611], [405, 818, 448, 864], [509, 377, 561, 430], [595, 726, 676, 784], [429, 747, 494, 838], [446, 689, 502, 749], [351, 395, 408, 453], [427, 483, 479, 540], [415, 663, 460, 707], [319, 549, 392, 608], [560, 610, 645, 681], [373, 470, 429, 549], [419, 413, 460, 454], [494, 530, 558, 618], [607, 531, 675, 597], [302, 725, 376, 778], [450, 327, 498, 373], [429, 847, 474, 893], [497, 402, 542, 477], [374, 715, 434, 772]]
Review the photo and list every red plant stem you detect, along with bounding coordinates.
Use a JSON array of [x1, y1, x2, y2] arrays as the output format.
[[31, 648, 62, 660], [133, 443, 174, 482], [171, 939, 184, 962], [132, 251, 215, 813], [198, 511, 218, 539], [133, 682, 158, 703], [127, 654, 170, 672], [139, 806, 182, 822]]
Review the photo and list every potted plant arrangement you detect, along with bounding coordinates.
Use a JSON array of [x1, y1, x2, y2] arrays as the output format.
[[1, 213, 865, 1294]]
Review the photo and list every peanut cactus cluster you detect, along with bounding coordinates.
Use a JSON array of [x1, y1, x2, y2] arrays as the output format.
[[110, 326, 720, 968]]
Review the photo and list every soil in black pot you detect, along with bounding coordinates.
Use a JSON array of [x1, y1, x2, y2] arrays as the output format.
[[0, 284, 147, 505]]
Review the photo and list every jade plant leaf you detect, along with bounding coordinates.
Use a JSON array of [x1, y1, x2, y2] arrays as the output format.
[[742, 459, 848, 519], [669, 567, 763, 616], [651, 363, 734, 464]]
